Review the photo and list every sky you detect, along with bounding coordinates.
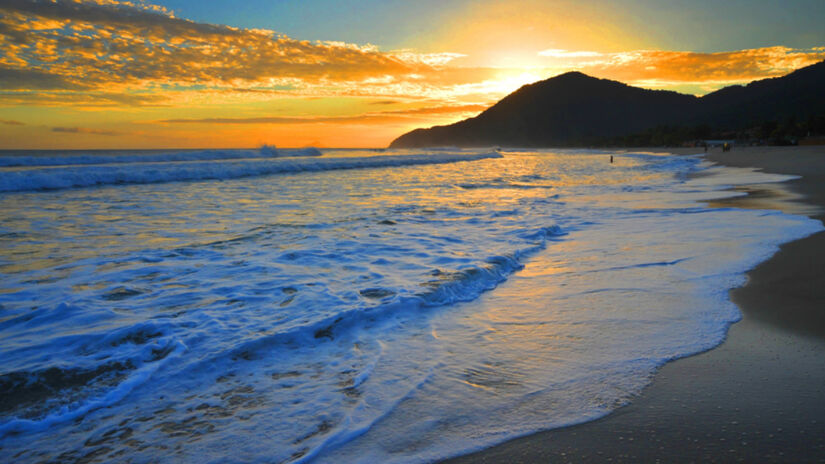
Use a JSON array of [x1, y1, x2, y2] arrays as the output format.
[[1, 0, 823, 149]]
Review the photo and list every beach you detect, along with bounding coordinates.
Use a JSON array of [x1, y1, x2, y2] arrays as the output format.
[[445, 145, 825, 463], [2, 1, 823, 462], [1, 146, 823, 462]]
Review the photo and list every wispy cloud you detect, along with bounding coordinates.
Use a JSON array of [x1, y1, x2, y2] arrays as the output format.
[[52, 126, 125, 135], [539, 46, 825, 88], [158, 104, 488, 124], [0, 119, 24, 125], [160, 115, 381, 125], [381, 104, 488, 116], [0, 90, 168, 107]]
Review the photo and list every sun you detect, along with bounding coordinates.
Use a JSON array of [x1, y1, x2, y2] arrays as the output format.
[[480, 70, 546, 100]]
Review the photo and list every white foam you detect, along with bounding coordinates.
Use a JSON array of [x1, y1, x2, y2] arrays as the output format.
[[0, 146, 326, 168], [0, 149, 821, 463], [0, 152, 501, 192], [0, 340, 186, 438]]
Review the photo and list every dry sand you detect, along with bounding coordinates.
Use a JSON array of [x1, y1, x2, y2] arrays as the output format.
[[444, 145, 825, 463]]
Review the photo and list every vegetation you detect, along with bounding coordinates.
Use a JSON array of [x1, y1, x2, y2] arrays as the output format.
[[584, 114, 825, 147], [391, 61, 825, 149]]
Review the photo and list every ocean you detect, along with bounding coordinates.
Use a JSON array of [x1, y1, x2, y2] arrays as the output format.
[[0, 147, 821, 463]]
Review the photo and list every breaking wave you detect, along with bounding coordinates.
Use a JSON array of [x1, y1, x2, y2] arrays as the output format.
[[0, 152, 501, 192]]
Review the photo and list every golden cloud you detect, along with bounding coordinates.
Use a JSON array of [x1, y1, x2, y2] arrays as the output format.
[[51, 126, 126, 135], [0, 0, 443, 93], [539, 47, 825, 88], [158, 104, 488, 124], [0, 0, 822, 112]]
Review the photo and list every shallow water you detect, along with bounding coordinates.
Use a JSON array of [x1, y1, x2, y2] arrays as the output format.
[[0, 148, 820, 463]]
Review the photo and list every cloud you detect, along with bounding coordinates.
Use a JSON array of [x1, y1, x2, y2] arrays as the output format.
[[0, 0, 821, 122], [540, 46, 825, 87], [158, 104, 488, 124], [380, 104, 488, 116], [388, 51, 467, 67], [1, 119, 24, 125], [52, 126, 125, 135], [0, 68, 88, 90], [0, 0, 443, 96], [0, 90, 168, 107], [160, 115, 378, 125]]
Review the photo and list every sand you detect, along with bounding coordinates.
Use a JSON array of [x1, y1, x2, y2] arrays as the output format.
[[444, 146, 825, 463]]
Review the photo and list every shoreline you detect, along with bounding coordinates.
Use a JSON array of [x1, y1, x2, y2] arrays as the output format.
[[444, 145, 825, 463]]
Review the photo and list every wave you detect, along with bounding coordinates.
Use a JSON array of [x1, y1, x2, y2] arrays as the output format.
[[0, 320, 186, 438], [212, 226, 563, 361], [260, 146, 323, 158], [0, 147, 325, 168], [0, 224, 560, 440], [282, 147, 323, 158], [0, 152, 501, 193]]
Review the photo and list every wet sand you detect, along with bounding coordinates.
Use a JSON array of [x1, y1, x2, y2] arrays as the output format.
[[444, 146, 825, 463]]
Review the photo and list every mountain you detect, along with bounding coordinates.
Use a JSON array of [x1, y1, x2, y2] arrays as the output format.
[[697, 61, 825, 128], [390, 60, 825, 148]]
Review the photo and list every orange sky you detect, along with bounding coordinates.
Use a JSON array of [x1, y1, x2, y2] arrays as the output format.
[[1, 0, 823, 149]]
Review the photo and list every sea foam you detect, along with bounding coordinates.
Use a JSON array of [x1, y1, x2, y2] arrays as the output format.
[[0, 149, 820, 463], [0, 151, 501, 192], [0, 146, 323, 167]]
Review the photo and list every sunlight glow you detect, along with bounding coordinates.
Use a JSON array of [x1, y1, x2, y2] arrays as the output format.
[[0, 0, 822, 148]]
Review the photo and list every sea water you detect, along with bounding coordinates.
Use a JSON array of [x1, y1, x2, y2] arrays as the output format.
[[0, 147, 820, 463]]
